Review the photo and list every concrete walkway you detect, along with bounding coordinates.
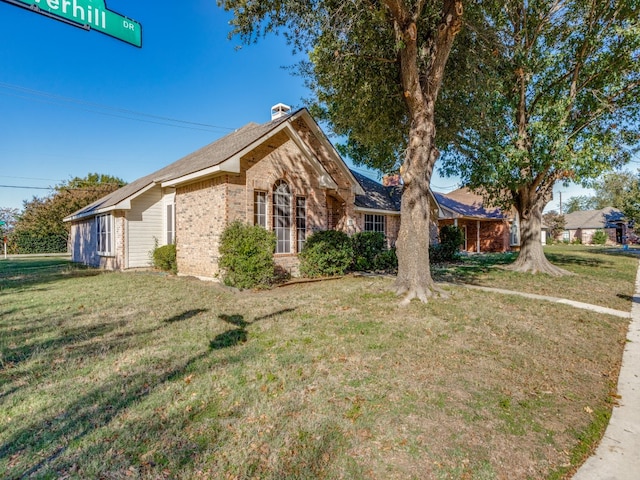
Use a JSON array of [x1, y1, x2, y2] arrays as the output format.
[[571, 259, 640, 480]]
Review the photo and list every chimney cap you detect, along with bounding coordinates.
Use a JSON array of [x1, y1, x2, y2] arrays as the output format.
[[271, 103, 292, 120]]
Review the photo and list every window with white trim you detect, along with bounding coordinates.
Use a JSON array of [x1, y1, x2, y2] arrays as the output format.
[[273, 181, 291, 254], [510, 212, 520, 246], [296, 197, 306, 252], [254, 191, 267, 228], [96, 214, 113, 255], [166, 203, 175, 245], [364, 214, 386, 234]]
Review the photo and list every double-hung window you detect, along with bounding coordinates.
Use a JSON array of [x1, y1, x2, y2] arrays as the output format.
[[96, 214, 113, 255], [296, 197, 306, 252], [364, 214, 386, 234], [166, 203, 176, 245], [254, 191, 267, 228], [273, 181, 291, 254]]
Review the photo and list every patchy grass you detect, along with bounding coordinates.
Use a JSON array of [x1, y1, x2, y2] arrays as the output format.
[[0, 253, 635, 479], [433, 244, 637, 312]]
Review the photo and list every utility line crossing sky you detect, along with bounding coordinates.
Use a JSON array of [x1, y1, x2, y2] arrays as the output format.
[[0, 0, 593, 212]]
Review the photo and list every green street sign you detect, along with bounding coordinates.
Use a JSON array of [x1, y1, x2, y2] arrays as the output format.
[[2, 0, 142, 47]]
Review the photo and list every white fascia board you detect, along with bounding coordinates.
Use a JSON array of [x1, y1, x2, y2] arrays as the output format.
[[355, 207, 401, 216], [63, 206, 117, 223], [295, 110, 365, 196], [283, 124, 338, 190], [113, 182, 158, 210], [161, 163, 228, 188]]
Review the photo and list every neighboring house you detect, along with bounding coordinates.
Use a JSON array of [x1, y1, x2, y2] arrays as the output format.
[[433, 188, 519, 253], [560, 207, 628, 244], [64, 105, 417, 278]]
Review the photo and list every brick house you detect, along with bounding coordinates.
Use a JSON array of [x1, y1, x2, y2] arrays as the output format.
[[64, 105, 415, 278], [434, 188, 519, 253]]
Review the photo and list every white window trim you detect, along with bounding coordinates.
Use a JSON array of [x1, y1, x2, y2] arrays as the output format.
[[97, 214, 114, 256]]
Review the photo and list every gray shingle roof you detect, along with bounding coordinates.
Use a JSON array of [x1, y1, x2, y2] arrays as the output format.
[[433, 188, 506, 219], [563, 207, 626, 229], [351, 170, 402, 212], [65, 113, 296, 221]]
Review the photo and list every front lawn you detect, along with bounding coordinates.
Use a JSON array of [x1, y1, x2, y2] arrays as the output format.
[[433, 244, 637, 312], [0, 251, 635, 479]]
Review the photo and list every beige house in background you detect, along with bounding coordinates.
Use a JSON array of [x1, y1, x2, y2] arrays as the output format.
[[64, 105, 409, 278], [560, 207, 628, 244]]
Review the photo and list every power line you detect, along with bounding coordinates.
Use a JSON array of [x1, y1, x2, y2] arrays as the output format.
[[0, 81, 236, 133], [0, 185, 53, 190], [0, 175, 65, 182]]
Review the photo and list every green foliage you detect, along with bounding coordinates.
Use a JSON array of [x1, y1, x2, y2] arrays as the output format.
[[592, 230, 608, 245], [351, 232, 386, 271], [439, 0, 640, 247], [430, 225, 464, 263], [373, 247, 398, 272], [218, 221, 277, 289], [11, 232, 67, 254], [299, 230, 353, 278], [153, 244, 177, 273], [12, 173, 126, 254]]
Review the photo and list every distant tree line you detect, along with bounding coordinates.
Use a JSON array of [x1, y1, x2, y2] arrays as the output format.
[[1, 173, 125, 254]]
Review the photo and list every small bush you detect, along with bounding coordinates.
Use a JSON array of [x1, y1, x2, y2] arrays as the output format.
[[592, 230, 608, 245], [430, 225, 464, 263], [219, 221, 276, 289], [373, 248, 398, 272], [351, 232, 386, 271], [299, 230, 353, 277], [153, 244, 177, 273]]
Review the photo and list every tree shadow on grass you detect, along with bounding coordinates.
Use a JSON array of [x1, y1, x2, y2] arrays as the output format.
[[210, 308, 296, 350], [0, 349, 217, 479], [617, 293, 640, 304], [164, 308, 209, 323]]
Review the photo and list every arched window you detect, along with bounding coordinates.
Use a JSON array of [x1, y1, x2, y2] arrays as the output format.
[[273, 180, 291, 253]]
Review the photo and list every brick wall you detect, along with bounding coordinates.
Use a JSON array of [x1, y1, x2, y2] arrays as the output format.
[[176, 177, 227, 278]]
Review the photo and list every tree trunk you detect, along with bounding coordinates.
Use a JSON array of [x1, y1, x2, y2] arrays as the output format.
[[506, 198, 571, 276], [388, 0, 463, 304], [394, 117, 441, 305]]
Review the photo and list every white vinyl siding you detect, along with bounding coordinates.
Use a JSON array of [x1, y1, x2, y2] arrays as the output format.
[[127, 187, 164, 268]]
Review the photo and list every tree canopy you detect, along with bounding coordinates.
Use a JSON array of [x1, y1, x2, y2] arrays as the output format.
[[11, 173, 126, 253], [220, 0, 469, 303], [440, 0, 640, 273]]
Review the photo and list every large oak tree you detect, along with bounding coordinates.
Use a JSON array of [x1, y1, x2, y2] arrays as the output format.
[[440, 0, 640, 274], [220, 0, 468, 303]]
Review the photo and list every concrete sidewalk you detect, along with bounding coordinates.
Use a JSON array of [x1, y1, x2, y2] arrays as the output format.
[[572, 259, 640, 480]]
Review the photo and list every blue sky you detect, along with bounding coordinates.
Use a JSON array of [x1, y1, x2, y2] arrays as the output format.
[[0, 0, 589, 213]]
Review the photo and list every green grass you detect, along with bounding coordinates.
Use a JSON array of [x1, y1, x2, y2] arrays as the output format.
[[0, 251, 636, 479], [433, 244, 637, 311]]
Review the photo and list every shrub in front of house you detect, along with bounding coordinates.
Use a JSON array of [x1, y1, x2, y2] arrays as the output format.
[[592, 230, 608, 245], [373, 247, 398, 272], [299, 230, 353, 277], [351, 231, 386, 271], [219, 221, 277, 289], [430, 225, 464, 263], [153, 244, 177, 273]]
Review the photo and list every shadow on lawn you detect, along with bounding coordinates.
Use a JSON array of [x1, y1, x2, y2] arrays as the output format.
[[210, 308, 296, 350], [0, 349, 216, 479]]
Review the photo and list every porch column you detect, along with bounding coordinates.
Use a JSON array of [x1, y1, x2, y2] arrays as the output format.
[[477, 220, 480, 253]]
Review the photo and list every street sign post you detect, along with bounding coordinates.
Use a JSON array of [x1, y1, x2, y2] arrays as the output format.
[[1, 0, 142, 47]]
